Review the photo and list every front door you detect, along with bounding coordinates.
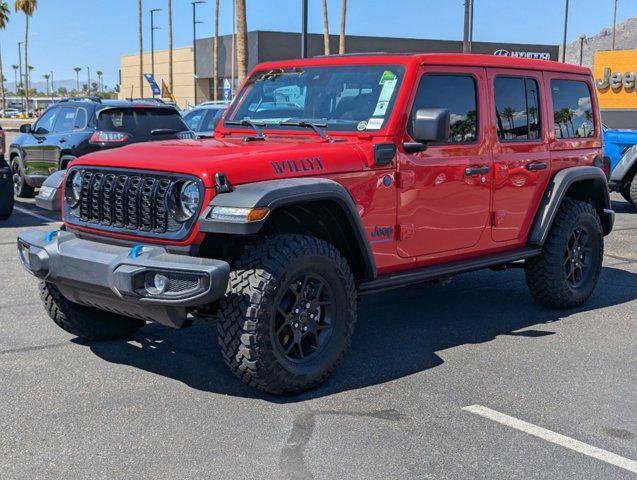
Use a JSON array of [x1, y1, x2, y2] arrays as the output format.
[[487, 69, 551, 242], [397, 67, 492, 257], [23, 106, 59, 177]]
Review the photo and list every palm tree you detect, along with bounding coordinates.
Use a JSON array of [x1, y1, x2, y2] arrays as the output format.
[[236, 0, 247, 84], [11, 64, 17, 93], [26, 63, 32, 92], [501, 106, 515, 134], [339, 0, 347, 54], [138, 0, 143, 97], [96, 70, 103, 92], [167, 0, 173, 92], [43, 72, 49, 95], [322, 0, 330, 55], [0, 2, 10, 112], [213, 0, 219, 100], [14, 0, 37, 115], [73, 67, 81, 92]]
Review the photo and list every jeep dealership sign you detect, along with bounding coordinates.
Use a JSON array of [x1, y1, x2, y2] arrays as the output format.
[[494, 49, 551, 60]]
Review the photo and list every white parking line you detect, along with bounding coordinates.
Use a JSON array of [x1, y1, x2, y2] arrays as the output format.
[[463, 405, 637, 475], [13, 206, 61, 225]]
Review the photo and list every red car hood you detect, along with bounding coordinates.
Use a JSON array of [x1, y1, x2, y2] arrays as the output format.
[[70, 136, 369, 188]]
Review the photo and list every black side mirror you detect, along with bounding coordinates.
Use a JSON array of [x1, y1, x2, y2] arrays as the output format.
[[19, 123, 32, 134], [412, 108, 450, 143]]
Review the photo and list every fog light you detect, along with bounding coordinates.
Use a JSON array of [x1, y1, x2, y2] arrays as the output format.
[[18, 241, 31, 269], [152, 274, 169, 294]]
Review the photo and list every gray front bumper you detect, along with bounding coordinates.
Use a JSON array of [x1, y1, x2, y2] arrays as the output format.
[[17, 229, 230, 328]]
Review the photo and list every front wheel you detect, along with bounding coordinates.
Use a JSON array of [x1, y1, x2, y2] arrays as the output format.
[[525, 198, 603, 309], [218, 235, 357, 395], [11, 157, 34, 198], [40, 282, 145, 340], [620, 174, 637, 205]]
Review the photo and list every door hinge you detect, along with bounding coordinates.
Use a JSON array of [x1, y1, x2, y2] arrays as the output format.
[[398, 224, 415, 241], [396, 170, 415, 189]]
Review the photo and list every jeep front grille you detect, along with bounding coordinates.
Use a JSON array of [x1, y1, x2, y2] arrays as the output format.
[[65, 167, 201, 240]]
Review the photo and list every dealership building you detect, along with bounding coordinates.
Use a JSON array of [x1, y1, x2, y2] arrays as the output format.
[[119, 30, 559, 107], [593, 48, 637, 129]]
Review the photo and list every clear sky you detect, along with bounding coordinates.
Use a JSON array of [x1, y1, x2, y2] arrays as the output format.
[[0, 0, 634, 88]]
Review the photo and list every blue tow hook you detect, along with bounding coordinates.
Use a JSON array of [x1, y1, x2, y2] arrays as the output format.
[[130, 244, 145, 259], [45, 230, 59, 242]]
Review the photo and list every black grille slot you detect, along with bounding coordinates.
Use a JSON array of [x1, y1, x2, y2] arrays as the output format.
[[66, 169, 188, 238]]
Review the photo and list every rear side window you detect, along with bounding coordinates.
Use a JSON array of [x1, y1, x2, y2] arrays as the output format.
[[550, 79, 594, 138], [494, 77, 541, 141], [201, 109, 225, 131], [183, 110, 205, 131], [97, 108, 188, 138], [409, 74, 478, 143], [74, 108, 87, 130]]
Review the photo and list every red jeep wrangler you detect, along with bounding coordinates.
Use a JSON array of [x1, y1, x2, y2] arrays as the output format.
[[18, 54, 614, 394]]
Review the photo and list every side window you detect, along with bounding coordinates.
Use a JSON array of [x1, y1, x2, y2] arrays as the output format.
[[74, 108, 87, 130], [202, 109, 225, 131], [183, 110, 205, 131], [34, 107, 59, 134], [53, 107, 77, 133], [409, 74, 478, 143], [550, 79, 594, 138], [494, 77, 541, 141]]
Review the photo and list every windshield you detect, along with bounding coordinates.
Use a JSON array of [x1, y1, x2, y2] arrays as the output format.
[[225, 65, 405, 133]]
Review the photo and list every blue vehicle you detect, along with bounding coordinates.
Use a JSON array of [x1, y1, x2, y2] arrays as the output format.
[[603, 126, 637, 172]]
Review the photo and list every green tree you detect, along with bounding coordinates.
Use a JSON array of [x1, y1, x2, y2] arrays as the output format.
[[11, 63, 17, 93], [73, 66, 81, 92], [0, 2, 10, 112], [14, 0, 37, 114], [96, 70, 103, 92], [43, 72, 49, 95]]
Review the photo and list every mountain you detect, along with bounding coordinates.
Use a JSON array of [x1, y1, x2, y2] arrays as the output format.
[[2, 79, 86, 93], [564, 16, 637, 70]]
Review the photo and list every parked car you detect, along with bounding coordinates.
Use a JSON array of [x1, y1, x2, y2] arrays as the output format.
[[182, 101, 230, 137], [17, 54, 614, 395], [9, 97, 193, 198], [0, 125, 13, 220], [603, 125, 637, 173], [609, 144, 637, 206], [1, 108, 20, 118]]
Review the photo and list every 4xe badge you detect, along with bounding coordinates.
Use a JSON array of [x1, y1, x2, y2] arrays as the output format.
[[272, 157, 323, 175], [370, 226, 394, 243]]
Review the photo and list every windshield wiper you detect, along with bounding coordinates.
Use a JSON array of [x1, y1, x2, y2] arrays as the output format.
[[150, 128, 180, 135], [225, 119, 266, 141], [279, 121, 335, 142]]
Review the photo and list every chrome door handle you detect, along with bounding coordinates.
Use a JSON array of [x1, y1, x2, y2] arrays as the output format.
[[526, 162, 548, 171]]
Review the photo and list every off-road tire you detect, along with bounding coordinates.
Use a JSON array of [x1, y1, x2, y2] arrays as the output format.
[[218, 234, 357, 395], [0, 173, 13, 220], [525, 198, 603, 309], [11, 156, 34, 198], [40, 282, 145, 340], [621, 174, 637, 205]]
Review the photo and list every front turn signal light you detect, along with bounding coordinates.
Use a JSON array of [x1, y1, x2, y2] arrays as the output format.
[[209, 206, 270, 223]]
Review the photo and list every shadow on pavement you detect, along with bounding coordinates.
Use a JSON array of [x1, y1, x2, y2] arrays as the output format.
[[80, 265, 637, 402], [611, 198, 636, 215]]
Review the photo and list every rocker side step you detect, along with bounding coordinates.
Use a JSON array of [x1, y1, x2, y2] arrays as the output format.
[[359, 247, 542, 295]]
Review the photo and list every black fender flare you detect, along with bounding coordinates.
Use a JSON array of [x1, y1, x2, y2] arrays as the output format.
[[528, 166, 614, 246], [610, 144, 637, 184], [198, 177, 377, 279], [59, 155, 77, 171]]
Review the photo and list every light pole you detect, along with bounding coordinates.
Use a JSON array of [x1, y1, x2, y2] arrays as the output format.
[[17, 42, 23, 111], [578, 35, 586, 66], [150, 7, 161, 88], [50, 70, 54, 101], [87, 66, 91, 95], [611, 0, 618, 50], [561, 0, 569, 62], [301, 0, 308, 58], [192, 1, 205, 106]]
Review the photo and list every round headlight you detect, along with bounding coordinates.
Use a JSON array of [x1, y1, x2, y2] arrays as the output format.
[[180, 181, 200, 218], [65, 171, 83, 207]]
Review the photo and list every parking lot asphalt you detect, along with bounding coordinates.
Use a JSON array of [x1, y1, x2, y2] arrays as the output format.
[[0, 196, 635, 479]]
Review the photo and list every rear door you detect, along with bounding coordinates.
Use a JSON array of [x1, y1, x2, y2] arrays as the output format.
[[44, 106, 78, 173], [397, 66, 492, 257], [487, 69, 551, 242]]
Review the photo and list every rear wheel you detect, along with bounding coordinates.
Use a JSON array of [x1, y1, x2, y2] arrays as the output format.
[[218, 234, 357, 395], [525, 198, 603, 309], [11, 156, 34, 198], [627, 175, 637, 205], [40, 282, 145, 340]]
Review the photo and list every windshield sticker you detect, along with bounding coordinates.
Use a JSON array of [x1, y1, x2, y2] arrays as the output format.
[[379, 70, 397, 85], [272, 157, 324, 175], [366, 118, 384, 130], [373, 78, 398, 117], [357, 120, 368, 131]]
